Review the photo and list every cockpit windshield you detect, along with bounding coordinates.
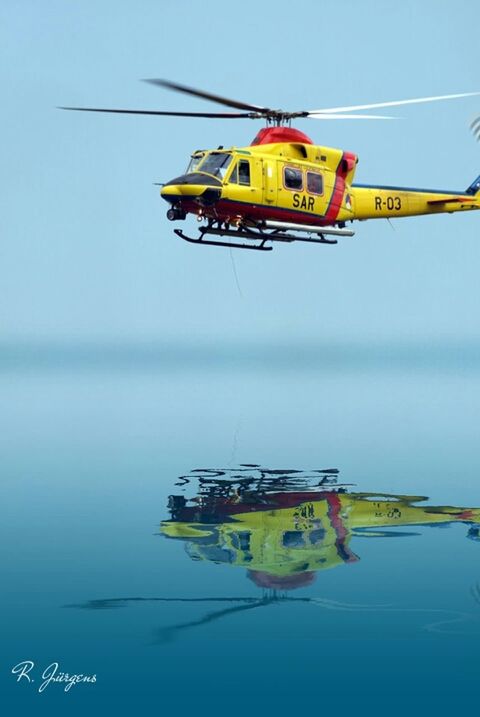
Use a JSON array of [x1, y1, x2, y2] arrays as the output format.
[[197, 152, 232, 179]]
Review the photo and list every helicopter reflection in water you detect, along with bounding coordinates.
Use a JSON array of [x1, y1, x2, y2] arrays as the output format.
[[71, 466, 480, 642], [162, 465, 480, 591]]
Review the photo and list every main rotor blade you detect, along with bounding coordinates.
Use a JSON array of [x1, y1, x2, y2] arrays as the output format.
[[59, 106, 253, 118], [307, 113, 397, 120], [143, 78, 269, 113], [309, 91, 480, 114]]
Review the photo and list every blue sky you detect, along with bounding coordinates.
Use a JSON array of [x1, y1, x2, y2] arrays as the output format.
[[1, 0, 479, 345]]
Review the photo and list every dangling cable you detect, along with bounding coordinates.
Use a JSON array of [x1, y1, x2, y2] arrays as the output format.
[[229, 247, 243, 298]]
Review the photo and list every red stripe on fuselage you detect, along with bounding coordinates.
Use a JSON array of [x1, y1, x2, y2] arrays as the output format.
[[324, 154, 345, 223], [323, 151, 356, 224], [220, 199, 328, 225], [178, 198, 330, 227], [326, 492, 358, 564]]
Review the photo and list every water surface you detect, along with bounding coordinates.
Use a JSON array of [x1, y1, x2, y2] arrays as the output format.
[[1, 348, 480, 714]]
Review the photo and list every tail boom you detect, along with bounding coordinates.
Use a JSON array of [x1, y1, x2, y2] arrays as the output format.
[[351, 178, 480, 221]]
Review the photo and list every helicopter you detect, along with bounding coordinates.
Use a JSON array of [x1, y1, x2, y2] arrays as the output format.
[[62, 80, 480, 251]]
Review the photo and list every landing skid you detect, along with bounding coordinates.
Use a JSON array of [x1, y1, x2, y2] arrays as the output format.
[[174, 224, 338, 251], [174, 228, 272, 251]]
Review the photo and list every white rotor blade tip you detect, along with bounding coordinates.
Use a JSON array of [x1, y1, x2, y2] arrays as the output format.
[[308, 113, 398, 120], [309, 91, 480, 115]]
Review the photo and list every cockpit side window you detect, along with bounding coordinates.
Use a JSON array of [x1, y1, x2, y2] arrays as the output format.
[[185, 153, 205, 174], [238, 160, 250, 185], [228, 159, 251, 186]]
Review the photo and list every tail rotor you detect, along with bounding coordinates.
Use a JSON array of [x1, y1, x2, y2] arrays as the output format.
[[471, 115, 480, 141]]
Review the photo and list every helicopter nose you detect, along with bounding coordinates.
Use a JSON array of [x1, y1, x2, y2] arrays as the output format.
[[161, 172, 222, 206]]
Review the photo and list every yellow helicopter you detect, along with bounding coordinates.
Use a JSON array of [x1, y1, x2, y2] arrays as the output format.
[[62, 80, 480, 251]]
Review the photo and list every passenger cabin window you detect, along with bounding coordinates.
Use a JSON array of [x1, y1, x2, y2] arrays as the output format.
[[284, 166, 303, 191], [306, 171, 323, 195], [229, 160, 251, 186]]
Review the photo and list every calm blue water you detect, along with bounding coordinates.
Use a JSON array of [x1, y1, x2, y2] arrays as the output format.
[[2, 346, 480, 715]]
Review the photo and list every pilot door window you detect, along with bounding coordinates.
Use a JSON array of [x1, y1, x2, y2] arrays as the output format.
[[283, 166, 303, 191], [229, 159, 251, 186]]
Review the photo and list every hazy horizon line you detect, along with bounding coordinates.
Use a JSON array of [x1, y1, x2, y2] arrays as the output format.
[[1, 336, 480, 373]]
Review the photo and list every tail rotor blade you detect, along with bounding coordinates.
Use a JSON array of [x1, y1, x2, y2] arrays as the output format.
[[471, 116, 480, 141]]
